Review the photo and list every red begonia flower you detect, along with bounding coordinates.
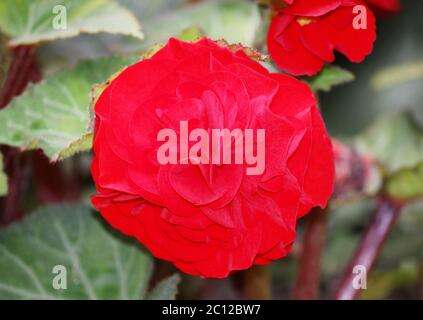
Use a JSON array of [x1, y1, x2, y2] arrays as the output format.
[[91, 38, 334, 278], [268, 0, 376, 76]]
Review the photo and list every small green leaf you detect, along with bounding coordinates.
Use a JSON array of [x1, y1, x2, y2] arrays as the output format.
[[0, 0, 143, 46], [0, 204, 154, 299], [0, 153, 7, 196], [0, 56, 137, 161], [385, 162, 423, 200], [306, 65, 355, 92], [177, 25, 203, 42], [147, 274, 181, 300]]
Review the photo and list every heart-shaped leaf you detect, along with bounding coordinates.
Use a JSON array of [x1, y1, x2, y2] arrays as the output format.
[[0, 56, 137, 161], [0, 0, 143, 46], [0, 204, 156, 299]]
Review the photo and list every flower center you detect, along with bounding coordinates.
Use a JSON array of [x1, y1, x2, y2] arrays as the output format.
[[297, 17, 316, 27]]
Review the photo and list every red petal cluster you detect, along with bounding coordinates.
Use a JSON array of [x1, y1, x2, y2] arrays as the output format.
[[267, 0, 376, 76], [91, 38, 334, 278]]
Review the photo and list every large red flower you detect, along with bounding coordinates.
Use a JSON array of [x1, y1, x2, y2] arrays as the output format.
[[91, 38, 334, 278], [268, 0, 376, 76]]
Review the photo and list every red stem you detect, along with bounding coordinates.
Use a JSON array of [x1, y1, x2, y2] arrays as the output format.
[[292, 207, 329, 299], [333, 198, 402, 300], [32, 151, 80, 203], [0, 45, 39, 225], [0, 45, 37, 108]]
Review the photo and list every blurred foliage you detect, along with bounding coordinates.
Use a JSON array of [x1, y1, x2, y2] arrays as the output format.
[[385, 162, 423, 201], [360, 201, 423, 299], [357, 112, 423, 200], [322, 0, 423, 135], [358, 113, 423, 174], [361, 262, 419, 300], [380, 202, 423, 267]]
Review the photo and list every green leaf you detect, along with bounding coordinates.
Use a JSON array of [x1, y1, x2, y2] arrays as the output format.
[[357, 113, 423, 174], [147, 274, 181, 300], [0, 204, 153, 299], [0, 0, 143, 46], [0, 56, 137, 161], [357, 112, 423, 200], [177, 25, 203, 42], [0, 153, 7, 196], [385, 162, 423, 200], [305, 65, 355, 92]]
